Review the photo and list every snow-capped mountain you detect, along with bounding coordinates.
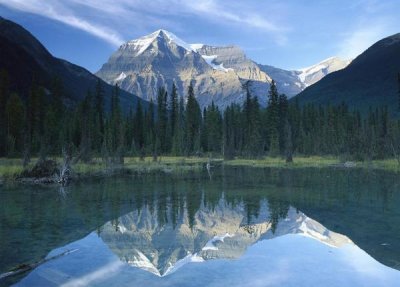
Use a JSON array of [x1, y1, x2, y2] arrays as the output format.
[[96, 29, 349, 108], [96, 29, 267, 108], [259, 57, 350, 97], [98, 199, 352, 277], [297, 57, 351, 87], [295, 33, 400, 114]]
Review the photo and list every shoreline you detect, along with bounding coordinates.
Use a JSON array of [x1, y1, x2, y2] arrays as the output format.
[[1, 156, 400, 185]]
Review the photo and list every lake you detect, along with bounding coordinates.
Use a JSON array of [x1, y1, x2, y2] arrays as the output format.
[[1, 167, 400, 286]]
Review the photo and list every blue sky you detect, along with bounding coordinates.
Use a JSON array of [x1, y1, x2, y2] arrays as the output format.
[[1, 0, 399, 73]]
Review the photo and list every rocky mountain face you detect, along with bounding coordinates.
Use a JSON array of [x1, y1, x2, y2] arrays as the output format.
[[99, 199, 352, 277], [96, 30, 271, 108], [97, 29, 348, 108], [294, 33, 400, 115], [0, 17, 146, 111]]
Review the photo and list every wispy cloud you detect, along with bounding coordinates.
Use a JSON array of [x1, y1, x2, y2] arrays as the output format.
[[0, 0, 125, 46], [338, 22, 389, 58], [0, 0, 289, 46], [338, 18, 396, 59], [186, 0, 289, 45], [337, 0, 398, 59]]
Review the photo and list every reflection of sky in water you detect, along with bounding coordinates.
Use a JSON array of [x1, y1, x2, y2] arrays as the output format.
[[15, 203, 400, 287], [3, 168, 400, 286], [16, 233, 400, 287]]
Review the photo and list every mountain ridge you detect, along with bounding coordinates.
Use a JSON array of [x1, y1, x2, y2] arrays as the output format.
[[99, 200, 353, 277], [0, 17, 146, 111], [294, 32, 400, 115], [97, 29, 348, 108]]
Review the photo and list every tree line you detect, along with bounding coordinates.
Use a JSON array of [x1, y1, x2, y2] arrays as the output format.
[[1, 68, 400, 165]]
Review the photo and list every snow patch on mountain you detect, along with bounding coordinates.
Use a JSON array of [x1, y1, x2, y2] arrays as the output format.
[[128, 249, 161, 276], [201, 55, 234, 72], [296, 57, 351, 87], [159, 29, 195, 52], [122, 31, 159, 56], [190, 43, 204, 51], [122, 29, 196, 56], [163, 253, 204, 276], [202, 233, 235, 251], [114, 72, 127, 82]]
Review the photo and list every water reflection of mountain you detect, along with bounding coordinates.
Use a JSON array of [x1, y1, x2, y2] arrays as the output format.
[[2, 167, 400, 285], [99, 198, 352, 276]]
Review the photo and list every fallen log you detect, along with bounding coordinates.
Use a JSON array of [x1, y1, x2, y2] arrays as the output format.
[[0, 249, 78, 280]]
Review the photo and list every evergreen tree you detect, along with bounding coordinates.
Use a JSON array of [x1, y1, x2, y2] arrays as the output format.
[[185, 83, 202, 155], [223, 104, 241, 159], [242, 82, 262, 157], [205, 102, 223, 154], [108, 85, 124, 163], [0, 70, 9, 156], [78, 91, 93, 162], [398, 73, 400, 112], [93, 79, 105, 153], [156, 87, 168, 154], [267, 80, 280, 156], [172, 96, 185, 155], [5, 93, 24, 156], [144, 99, 156, 157], [133, 101, 144, 151], [27, 84, 46, 157], [201, 107, 208, 152], [278, 94, 289, 154], [284, 119, 293, 163], [169, 83, 179, 144]]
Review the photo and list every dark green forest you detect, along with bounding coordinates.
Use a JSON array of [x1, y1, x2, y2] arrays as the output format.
[[1, 68, 400, 164]]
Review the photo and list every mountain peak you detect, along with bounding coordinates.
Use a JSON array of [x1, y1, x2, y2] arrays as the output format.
[[296, 56, 351, 87], [122, 29, 195, 56], [298, 56, 350, 73]]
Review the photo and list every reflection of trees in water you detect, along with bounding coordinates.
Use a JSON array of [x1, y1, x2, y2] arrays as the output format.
[[2, 167, 400, 280], [268, 197, 290, 234], [60, 168, 400, 237]]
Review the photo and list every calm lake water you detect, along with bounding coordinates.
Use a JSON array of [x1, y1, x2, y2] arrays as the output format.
[[1, 167, 400, 286]]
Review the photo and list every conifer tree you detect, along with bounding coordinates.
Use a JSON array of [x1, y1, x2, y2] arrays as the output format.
[[0, 69, 9, 156], [169, 83, 179, 143], [205, 102, 223, 154], [93, 79, 105, 153], [106, 85, 124, 163], [267, 80, 280, 156], [284, 119, 293, 163], [278, 94, 289, 154], [172, 96, 185, 155], [156, 87, 168, 154], [133, 101, 144, 151], [201, 107, 208, 152], [398, 73, 400, 112], [5, 93, 24, 156], [145, 99, 156, 157], [185, 83, 202, 155]]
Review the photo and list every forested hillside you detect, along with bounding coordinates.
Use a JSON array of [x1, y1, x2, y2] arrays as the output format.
[[2, 76, 400, 164]]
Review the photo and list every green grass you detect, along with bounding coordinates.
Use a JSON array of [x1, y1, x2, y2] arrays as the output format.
[[357, 159, 400, 172], [121, 156, 214, 175], [223, 156, 339, 168], [1, 156, 400, 182], [224, 156, 400, 172]]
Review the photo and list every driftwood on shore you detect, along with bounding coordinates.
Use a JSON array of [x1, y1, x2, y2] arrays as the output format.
[[17, 148, 72, 185], [0, 249, 78, 280]]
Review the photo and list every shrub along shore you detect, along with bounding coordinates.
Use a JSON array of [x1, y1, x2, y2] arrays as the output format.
[[1, 156, 400, 184]]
